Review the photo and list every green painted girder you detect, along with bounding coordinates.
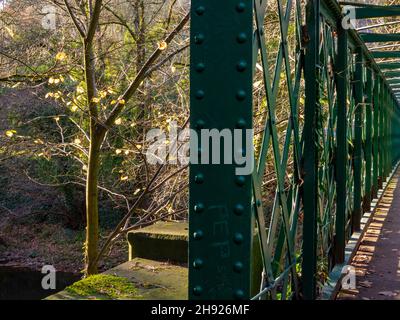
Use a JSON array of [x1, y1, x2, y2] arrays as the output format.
[[302, 0, 319, 300], [355, 6, 400, 19], [384, 71, 400, 78], [189, 0, 254, 300], [360, 33, 400, 43], [379, 63, 400, 70], [334, 22, 348, 264], [372, 51, 400, 58]]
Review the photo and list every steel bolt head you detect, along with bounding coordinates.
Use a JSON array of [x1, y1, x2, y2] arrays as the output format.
[[195, 62, 205, 72], [236, 3, 246, 12], [236, 60, 247, 72], [235, 175, 246, 186], [235, 289, 245, 299], [195, 89, 205, 100], [236, 90, 246, 101], [193, 230, 204, 240], [234, 204, 244, 215], [194, 203, 205, 213], [193, 259, 204, 269], [195, 119, 205, 129], [195, 6, 205, 15], [233, 261, 243, 273], [236, 118, 246, 128], [194, 173, 204, 184], [234, 233, 244, 244], [193, 286, 203, 296], [194, 33, 205, 44], [236, 32, 247, 43]]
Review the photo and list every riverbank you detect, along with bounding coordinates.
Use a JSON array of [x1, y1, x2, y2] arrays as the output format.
[[0, 221, 127, 274]]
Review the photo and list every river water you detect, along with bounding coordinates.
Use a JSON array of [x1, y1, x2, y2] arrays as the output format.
[[0, 266, 80, 300]]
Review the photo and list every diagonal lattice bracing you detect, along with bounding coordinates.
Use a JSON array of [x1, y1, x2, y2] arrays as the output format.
[[189, 0, 400, 300]]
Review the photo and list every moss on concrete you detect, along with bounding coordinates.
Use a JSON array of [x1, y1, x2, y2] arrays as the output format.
[[65, 274, 141, 300], [47, 258, 188, 300]]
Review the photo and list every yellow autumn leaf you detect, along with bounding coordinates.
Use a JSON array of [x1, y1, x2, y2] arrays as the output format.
[[5, 26, 15, 38], [5, 130, 16, 138], [55, 52, 67, 61], [158, 41, 167, 50], [71, 105, 78, 112], [115, 149, 122, 155], [74, 138, 81, 145], [115, 118, 122, 125], [48, 77, 55, 84], [76, 86, 85, 94], [92, 97, 101, 103], [120, 176, 129, 181]]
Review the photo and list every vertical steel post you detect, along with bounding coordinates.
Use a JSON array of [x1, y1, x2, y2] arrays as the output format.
[[334, 22, 348, 264], [189, 1, 254, 300], [353, 47, 364, 232], [379, 78, 384, 189], [383, 85, 388, 180], [302, 0, 319, 300], [372, 74, 379, 198], [364, 66, 372, 211]]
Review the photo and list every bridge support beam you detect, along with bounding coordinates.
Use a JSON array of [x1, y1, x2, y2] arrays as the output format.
[[353, 47, 364, 232], [302, 0, 320, 300], [334, 22, 348, 265], [189, 1, 254, 300]]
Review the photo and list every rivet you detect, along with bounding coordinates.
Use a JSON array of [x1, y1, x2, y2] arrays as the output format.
[[233, 261, 243, 273], [236, 2, 246, 12], [236, 90, 246, 101], [195, 62, 205, 73], [193, 286, 203, 296], [234, 233, 244, 244], [194, 203, 205, 213], [195, 6, 205, 15], [236, 118, 246, 128], [235, 176, 246, 186], [195, 89, 205, 100], [193, 230, 204, 240], [256, 199, 262, 207], [235, 289, 244, 299], [194, 173, 204, 184], [236, 60, 247, 72], [194, 33, 205, 44], [234, 204, 244, 215], [193, 259, 204, 269], [195, 119, 205, 129], [236, 32, 247, 43]]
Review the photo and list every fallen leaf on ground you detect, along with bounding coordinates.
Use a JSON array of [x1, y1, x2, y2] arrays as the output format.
[[378, 291, 397, 297], [359, 280, 372, 288]]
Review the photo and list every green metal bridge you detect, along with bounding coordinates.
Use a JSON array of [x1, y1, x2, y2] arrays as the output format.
[[188, 0, 400, 300]]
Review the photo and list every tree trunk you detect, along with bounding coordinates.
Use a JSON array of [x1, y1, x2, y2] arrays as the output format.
[[85, 123, 104, 275]]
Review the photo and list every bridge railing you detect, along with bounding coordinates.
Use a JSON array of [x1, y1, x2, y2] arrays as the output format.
[[189, 0, 400, 300]]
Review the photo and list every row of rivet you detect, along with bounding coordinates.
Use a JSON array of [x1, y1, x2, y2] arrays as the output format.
[[191, 2, 248, 299]]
